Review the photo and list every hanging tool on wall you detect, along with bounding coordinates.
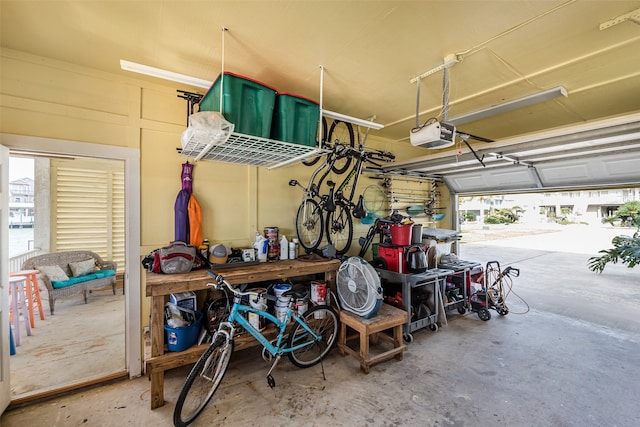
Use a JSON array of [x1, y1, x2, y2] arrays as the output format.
[[174, 161, 203, 247]]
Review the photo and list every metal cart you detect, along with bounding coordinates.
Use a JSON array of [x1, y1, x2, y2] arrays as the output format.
[[438, 259, 489, 320], [375, 268, 452, 343]]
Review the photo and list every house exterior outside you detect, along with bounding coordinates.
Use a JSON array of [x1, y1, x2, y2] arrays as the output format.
[[8, 177, 34, 228], [459, 187, 640, 225]]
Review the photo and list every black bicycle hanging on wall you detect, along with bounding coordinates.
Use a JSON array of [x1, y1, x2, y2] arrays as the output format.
[[290, 138, 394, 256], [301, 119, 355, 174]]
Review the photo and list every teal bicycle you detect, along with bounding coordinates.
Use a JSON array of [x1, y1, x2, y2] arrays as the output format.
[[173, 271, 340, 427]]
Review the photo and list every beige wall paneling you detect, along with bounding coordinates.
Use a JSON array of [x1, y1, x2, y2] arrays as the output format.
[[1, 47, 453, 355]]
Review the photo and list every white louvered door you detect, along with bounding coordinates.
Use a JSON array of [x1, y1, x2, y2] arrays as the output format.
[[50, 158, 125, 271]]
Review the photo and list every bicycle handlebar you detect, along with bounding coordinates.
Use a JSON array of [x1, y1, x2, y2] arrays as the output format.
[[206, 270, 255, 297], [334, 144, 395, 162]]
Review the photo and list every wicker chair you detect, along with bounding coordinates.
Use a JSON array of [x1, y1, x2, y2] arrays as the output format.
[[22, 251, 117, 315]]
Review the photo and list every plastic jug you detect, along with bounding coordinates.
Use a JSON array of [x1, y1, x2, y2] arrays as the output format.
[[254, 233, 268, 262], [280, 235, 288, 260]]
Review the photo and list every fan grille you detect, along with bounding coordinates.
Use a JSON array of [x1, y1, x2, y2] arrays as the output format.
[[337, 257, 383, 317]]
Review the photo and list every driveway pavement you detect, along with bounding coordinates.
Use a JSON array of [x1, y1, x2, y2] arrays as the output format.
[[459, 223, 639, 334], [457, 223, 639, 426]]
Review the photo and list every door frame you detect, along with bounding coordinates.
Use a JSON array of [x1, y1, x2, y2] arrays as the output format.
[[1, 144, 10, 413], [0, 134, 142, 384]]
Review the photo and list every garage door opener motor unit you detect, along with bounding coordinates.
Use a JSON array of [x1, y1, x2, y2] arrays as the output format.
[[410, 121, 456, 149]]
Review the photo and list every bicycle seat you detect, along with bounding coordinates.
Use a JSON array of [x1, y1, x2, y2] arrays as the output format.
[[283, 284, 309, 300]]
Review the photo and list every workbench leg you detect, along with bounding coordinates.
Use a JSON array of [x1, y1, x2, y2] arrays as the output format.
[[150, 371, 164, 409], [150, 296, 166, 409]]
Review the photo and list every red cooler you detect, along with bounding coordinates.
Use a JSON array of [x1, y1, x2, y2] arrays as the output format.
[[378, 243, 408, 274]]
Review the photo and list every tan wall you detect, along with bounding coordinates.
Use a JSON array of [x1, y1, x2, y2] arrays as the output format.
[[0, 48, 447, 334]]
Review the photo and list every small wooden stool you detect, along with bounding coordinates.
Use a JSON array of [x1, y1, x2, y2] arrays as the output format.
[[338, 303, 407, 374]]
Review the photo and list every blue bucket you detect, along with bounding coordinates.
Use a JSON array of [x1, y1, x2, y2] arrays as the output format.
[[164, 311, 203, 352]]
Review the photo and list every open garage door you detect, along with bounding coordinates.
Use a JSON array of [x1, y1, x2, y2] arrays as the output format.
[[385, 112, 640, 195]]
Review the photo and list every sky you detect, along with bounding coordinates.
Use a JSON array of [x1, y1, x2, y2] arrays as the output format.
[[9, 157, 34, 181]]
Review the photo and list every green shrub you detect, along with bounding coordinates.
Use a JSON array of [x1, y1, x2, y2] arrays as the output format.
[[588, 231, 640, 273], [484, 215, 502, 224]]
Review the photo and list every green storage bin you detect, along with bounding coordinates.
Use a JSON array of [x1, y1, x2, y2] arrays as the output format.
[[199, 72, 277, 138], [271, 92, 320, 146]]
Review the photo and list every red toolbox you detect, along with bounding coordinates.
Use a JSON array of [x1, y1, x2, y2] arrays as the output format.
[[378, 243, 408, 274]]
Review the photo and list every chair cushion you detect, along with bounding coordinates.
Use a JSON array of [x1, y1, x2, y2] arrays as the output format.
[[92, 269, 116, 280], [51, 269, 116, 289], [37, 265, 70, 282], [69, 258, 98, 277]]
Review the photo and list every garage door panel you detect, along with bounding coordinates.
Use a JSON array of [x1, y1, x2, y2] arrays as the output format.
[[537, 164, 590, 185], [603, 157, 640, 178], [536, 152, 640, 188], [447, 168, 537, 193]]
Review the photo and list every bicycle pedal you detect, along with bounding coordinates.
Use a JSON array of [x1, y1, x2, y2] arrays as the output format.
[[267, 374, 276, 388]]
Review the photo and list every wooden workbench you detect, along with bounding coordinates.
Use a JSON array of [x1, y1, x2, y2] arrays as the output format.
[[145, 258, 341, 409]]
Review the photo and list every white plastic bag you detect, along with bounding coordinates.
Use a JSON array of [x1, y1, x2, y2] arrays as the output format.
[[181, 111, 234, 148]]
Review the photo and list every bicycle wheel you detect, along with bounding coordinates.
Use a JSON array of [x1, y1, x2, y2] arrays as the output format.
[[302, 117, 328, 167], [173, 335, 234, 427], [327, 120, 355, 175], [325, 201, 353, 255], [296, 198, 324, 253], [287, 305, 339, 368]]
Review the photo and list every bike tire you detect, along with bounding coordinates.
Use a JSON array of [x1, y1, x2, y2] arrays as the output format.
[[173, 335, 234, 427], [327, 120, 355, 175], [325, 201, 353, 256], [302, 117, 328, 167], [296, 198, 324, 253], [287, 305, 339, 368]]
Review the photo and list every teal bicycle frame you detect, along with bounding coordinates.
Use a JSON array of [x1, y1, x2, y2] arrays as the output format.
[[222, 294, 322, 357]]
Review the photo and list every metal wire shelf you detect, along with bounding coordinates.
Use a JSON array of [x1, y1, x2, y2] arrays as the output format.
[[179, 132, 320, 169]]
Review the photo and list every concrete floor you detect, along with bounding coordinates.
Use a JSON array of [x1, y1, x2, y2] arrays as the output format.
[[3, 224, 639, 426]]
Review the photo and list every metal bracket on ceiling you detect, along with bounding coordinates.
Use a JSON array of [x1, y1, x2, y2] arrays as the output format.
[[600, 7, 640, 30], [490, 152, 533, 168]]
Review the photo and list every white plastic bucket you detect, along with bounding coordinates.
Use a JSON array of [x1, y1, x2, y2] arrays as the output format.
[[274, 283, 292, 301], [275, 300, 289, 323], [273, 284, 292, 323]]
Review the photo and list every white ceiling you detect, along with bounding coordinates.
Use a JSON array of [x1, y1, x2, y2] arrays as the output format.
[[2, 1, 640, 191]]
